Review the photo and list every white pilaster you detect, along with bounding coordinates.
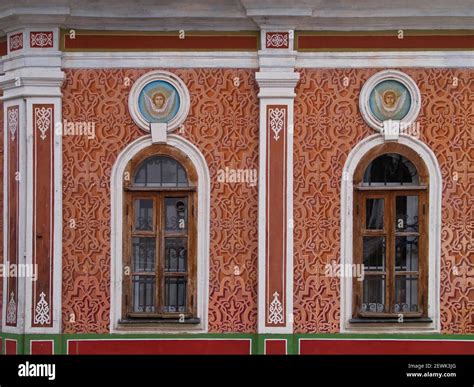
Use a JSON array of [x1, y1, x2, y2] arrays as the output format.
[[0, 25, 64, 334], [257, 31, 299, 334]]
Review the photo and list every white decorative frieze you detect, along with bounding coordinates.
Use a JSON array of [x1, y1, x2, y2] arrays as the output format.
[[8, 107, 19, 141], [30, 32, 54, 48], [6, 292, 17, 324], [266, 32, 289, 49], [34, 292, 50, 325], [9, 32, 23, 52], [35, 106, 53, 140], [268, 291, 284, 325], [269, 107, 286, 141]]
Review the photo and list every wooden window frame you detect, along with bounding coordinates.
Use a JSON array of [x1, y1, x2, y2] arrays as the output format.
[[122, 145, 198, 320], [352, 143, 429, 320]]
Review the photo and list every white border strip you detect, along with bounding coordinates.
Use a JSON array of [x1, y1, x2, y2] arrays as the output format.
[[60, 51, 474, 69], [2, 98, 26, 334], [258, 98, 294, 334], [62, 51, 258, 69], [24, 97, 62, 334], [296, 51, 474, 68]]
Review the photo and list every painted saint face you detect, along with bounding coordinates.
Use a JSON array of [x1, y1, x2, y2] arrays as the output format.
[[153, 93, 166, 108], [383, 90, 397, 108]]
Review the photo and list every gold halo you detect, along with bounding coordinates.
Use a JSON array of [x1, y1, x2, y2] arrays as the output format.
[[151, 91, 166, 101], [382, 89, 398, 100]]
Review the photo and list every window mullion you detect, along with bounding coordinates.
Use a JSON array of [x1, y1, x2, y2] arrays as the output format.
[[419, 191, 426, 316], [354, 191, 363, 317], [126, 197, 132, 316], [386, 191, 394, 314], [187, 191, 193, 314], [156, 192, 162, 315]]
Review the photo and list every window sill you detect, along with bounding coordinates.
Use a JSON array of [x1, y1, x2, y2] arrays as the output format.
[[114, 317, 204, 333], [118, 317, 201, 325], [349, 317, 433, 324], [344, 316, 438, 333]]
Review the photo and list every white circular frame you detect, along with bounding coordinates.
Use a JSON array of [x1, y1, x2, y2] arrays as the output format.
[[359, 69, 421, 132], [128, 70, 190, 133]]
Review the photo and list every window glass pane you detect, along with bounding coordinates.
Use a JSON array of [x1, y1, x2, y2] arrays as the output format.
[[133, 156, 188, 187], [165, 238, 187, 272], [178, 166, 188, 187], [134, 199, 153, 231], [394, 275, 418, 312], [161, 157, 178, 187], [363, 236, 385, 271], [363, 153, 419, 186], [132, 237, 155, 272], [395, 236, 419, 272], [396, 195, 419, 232], [164, 277, 186, 313], [165, 197, 188, 232], [362, 275, 385, 313], [134, 157, 161, 187], [132, 275, 155, 313], [146, 157, 161, 185], [366, 198, 384, 229], [134, 165, 147, 186]]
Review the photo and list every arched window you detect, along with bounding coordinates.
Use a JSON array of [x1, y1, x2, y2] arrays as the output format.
[[352, 143, 428, 320], [122, 146, 197, 321]]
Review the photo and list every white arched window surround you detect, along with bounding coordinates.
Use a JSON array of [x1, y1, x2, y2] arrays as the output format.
[[110, 134, 210, 333], [341, 134, 441, 333]]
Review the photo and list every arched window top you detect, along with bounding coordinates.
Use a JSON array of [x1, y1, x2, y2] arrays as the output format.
[[362, 153, 419, 186], [133, 155, 188, 188]]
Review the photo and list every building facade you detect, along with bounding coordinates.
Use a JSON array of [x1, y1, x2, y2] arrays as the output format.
[[0, 0, 473, 355]]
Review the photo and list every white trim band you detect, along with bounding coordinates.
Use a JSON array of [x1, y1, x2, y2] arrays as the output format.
[[62, 51, 259, 69], [297, 51, 474, 68]]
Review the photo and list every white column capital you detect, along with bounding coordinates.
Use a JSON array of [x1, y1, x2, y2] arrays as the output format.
[[0, 26, 64, 101], [255, 71, 300, 98], [0, 69, 65, 100], [256, 48, 299, 98]]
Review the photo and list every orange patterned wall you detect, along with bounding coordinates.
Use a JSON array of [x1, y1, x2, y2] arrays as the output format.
[[61, 69, 259, 333], [293, 68, 474, 334], [61, 67, 473, 334]]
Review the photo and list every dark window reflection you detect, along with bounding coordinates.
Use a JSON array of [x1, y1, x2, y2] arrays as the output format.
[[363, 153, 419, 186]]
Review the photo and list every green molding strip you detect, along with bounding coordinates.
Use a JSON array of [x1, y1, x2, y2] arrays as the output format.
[[0, 332, 472, 355]]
